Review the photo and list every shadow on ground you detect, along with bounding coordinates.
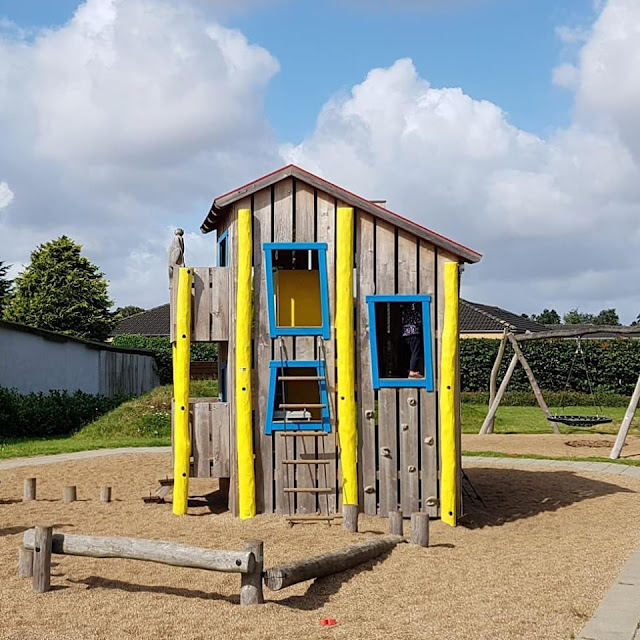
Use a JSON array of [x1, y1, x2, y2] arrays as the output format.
[[461, 467, 634, 529]]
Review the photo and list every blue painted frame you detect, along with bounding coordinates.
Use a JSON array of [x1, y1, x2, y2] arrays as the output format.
[[265, 360, 330, 434], [366, 295, 434, 390], [217, 229, 229, 267], [263, 242, 330, 339]]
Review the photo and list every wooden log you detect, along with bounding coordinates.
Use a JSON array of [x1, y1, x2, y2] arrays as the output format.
[[23, 529, 254, 574], [263, 535, 404, 591], [342, 504, 359, 533], [18, 545, 33, 578], [486, 330, 508, 434], [63, 486, 77, 502], [32, 525, 52, 593], [517, 326, 640, 341], [23, 478, 36, 502], [611, 373, 640, 459], [240, 540, 264, 605], [479, 353, 518, 435], [410, 513, 429, 547], [100, 486, 112, 503], [388, 510, 404, 537]]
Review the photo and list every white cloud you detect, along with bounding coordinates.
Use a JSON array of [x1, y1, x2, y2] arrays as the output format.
[[0, 182, 13, 210], [552, 62, 580, 90]]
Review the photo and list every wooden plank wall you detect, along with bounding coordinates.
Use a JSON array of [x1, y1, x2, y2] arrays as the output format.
[[191, 267, 229, 342], [98, 351, 159, 397], [188, 401, 231, 479]]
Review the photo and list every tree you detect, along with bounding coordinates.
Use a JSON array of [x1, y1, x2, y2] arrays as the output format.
[[594, 308, 620, 326], [3, 236, 114, 341], [563, 309, 595, 324], [0, 261, 11, 312], [113, 305, 145, 321], [531, 309, 561, 324]]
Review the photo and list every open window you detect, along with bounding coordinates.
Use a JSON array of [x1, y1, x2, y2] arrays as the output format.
[[217, 230, 229, 267], [366, 295, 434, 389], [265, 360, 330, 434], [264, 243, 330, 338]]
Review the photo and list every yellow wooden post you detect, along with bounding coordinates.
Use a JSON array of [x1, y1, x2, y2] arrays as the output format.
[[236, 208, 256, 519], [172, 267, 192, 516], [336, 206, 357, 507], [440, 261, 459, 526]]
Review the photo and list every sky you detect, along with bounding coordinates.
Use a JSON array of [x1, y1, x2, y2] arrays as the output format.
[[0, 0, 638, 322]]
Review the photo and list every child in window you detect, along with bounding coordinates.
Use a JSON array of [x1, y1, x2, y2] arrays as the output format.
[[402, 303, 423, 378]]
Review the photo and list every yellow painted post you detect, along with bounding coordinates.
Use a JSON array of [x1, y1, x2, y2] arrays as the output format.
[[172, 267, 192, 516], [336, 206, 357, 507], [440, 261, 459, 526], [236, 208, 256, 519]]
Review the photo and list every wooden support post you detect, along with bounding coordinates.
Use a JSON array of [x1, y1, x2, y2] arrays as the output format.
[[342, 504, 359, 533], [410, 513, 429, 547], [486, 329, 508, 434], [23, 478, 36, 502], [100, 486, 112, 503], [479, 353, 519, 435], [611, 373, 640, 459], [32, 525, 52, 593], [240, 540, 264, 605], [388, 510, 404, 537], [63, 486, 77, 502], [18, 546, 33, 578]]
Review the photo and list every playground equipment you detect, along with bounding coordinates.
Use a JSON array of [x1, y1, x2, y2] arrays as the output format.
[[170, 164, 482, 526]]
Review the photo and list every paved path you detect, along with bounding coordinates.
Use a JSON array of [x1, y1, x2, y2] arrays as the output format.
[[2, 448, 639, 637]]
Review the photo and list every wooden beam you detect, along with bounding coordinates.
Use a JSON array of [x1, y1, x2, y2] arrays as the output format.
[[516, 326, 640, 341], [479, 353, 519, 435], [486, 329, 508, 434], [611, 373, 640, 459]]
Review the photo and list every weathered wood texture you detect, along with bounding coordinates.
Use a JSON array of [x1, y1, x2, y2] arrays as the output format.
[[32, 525, 52, 593], [263, 535, 404, 591], [486, 329, 508, 434], [98, 350, 159, 398], [410, 512, 429, 547], [100, 486, 112, 503], [63, 486, 77, 503], [479, 353, 519, 435], [388, 510, 404, 536], [23, 529, 255, 574], [342, 504, 359, 533], [191, 267, 230, 342], [611, 373, 640, 459], [23, 477, 36, 502], [18, 546, 33, 578], [240, 540, 264, 605]]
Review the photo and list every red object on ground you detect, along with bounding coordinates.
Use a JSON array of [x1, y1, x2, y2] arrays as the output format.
[[319, 618, 337, 626]]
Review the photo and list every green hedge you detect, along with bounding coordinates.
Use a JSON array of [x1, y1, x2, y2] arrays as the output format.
[[111, 335, 218, 384], [460, 338, 640, 395], [0, 388, 125, 439], [461, 390, 631, 407]]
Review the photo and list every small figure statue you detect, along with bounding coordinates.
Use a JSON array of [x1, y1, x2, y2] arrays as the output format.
[[168, 228, 185, 284]]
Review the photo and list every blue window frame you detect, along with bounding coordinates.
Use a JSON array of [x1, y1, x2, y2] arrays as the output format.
[[265, 360, 331, 434], [263, 242, 331, 339], [366, 295, 434, 390], [217, 229, 229, 267]]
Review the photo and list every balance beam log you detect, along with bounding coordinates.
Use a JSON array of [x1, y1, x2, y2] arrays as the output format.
[[23, 529, 255, 574], [263, 535, 404, 591]]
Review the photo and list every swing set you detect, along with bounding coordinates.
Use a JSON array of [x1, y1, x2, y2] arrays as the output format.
[[478, 325, 640, 459]]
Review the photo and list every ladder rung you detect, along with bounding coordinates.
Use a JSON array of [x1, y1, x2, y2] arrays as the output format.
[[278, 431, 328, 437], [282, 459, 331, 465], [279, 403, 326, 409], [278, 376, 324, 381], [284, 487, 333, 493]]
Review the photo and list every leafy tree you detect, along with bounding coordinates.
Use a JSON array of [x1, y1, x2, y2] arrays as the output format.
[[594, 308, 620, 326], [113, 305, 145, 321], [563, 309, 595, 325], [531, 309, 561, 324], [0, 260, 11, 312], [3, 236, 113, 341]]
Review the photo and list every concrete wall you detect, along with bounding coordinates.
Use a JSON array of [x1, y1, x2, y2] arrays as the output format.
[[0, 322, 159, 397]]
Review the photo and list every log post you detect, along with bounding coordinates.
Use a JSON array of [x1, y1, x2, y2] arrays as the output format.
[[100, 486, 112, 503], [63, 486, 77, 503], [342, 504, 359, 533], [240, 540, 264, 605], [388, 510, 403, 536], [479, 353, 518, 435], [487, 329, 508, 434], [611, 373, 640, 459], [23, 478, 36, 502], [410, 513, 429, 547], [18, 546, 34, 578], [32, 525, 52, 593]]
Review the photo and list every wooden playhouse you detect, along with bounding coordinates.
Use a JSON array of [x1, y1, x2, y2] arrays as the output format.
[[170, 164, 481, 526]]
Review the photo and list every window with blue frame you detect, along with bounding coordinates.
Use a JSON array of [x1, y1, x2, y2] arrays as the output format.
[[265, 361, 330, 434], [217, 230, 229, 267], [263, 243, 330, 338], [366, 295, 434, 390]]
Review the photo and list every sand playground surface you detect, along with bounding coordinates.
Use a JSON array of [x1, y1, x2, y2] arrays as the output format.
[[2, 449, 640, 640]]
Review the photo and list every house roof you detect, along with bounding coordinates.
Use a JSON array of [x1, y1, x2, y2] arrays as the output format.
[[459, 300, 547, 334], [111, 305, 170, 337], [200, 164, 482, 264]]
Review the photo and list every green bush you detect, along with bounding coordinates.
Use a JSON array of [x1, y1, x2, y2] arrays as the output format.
[[111, 335, 218, 384], [460, 338, 640, 396], [0, 387, 125, 439]]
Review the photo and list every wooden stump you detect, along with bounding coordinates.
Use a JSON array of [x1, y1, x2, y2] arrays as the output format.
[[100, 486, 112, 503], [63, 486, 77, 503], [18, 545, 33, 578], [410, 513, 429, 547], [240, 540, 264, 605], [342, 504, 359, 533], [23, 478, 36, 502], [32, 525, 52, 593], [388, 510, 404, 536]]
